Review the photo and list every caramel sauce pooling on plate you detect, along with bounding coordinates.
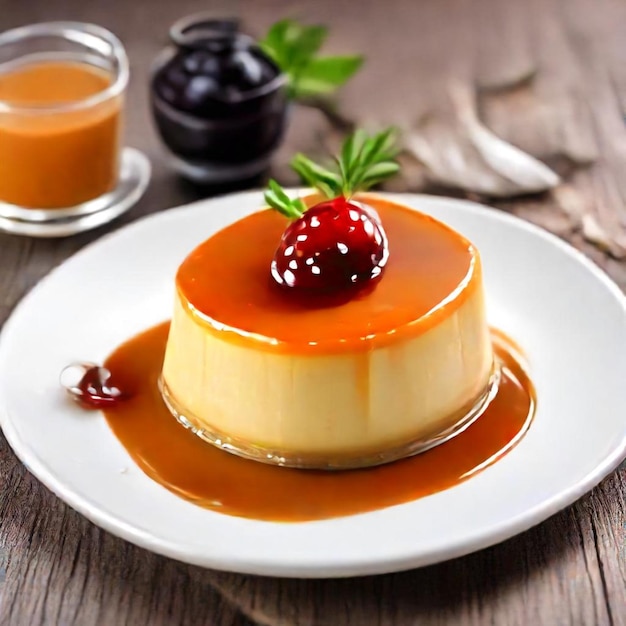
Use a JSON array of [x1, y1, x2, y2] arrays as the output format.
[[103, 323, 535, 522], [176, 195, 480, 354], [0, 61, 122, 208]]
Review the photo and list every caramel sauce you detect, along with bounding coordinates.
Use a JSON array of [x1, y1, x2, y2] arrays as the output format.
[[176, 195, 481, 354], [0, 61, 121, 208], [102, 322, 535, 522]]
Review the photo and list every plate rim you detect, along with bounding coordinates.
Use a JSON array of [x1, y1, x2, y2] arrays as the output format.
[[2, 190, 626, 578]]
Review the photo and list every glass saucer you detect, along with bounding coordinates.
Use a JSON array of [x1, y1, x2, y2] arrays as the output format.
[[0, 147, 151, 238]]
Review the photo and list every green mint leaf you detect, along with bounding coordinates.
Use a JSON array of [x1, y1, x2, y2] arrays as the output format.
[[291, 154, 343, 198], [360, 128, 396, 163], [264, 179, 305, 219], [259, 19, 291, 66], [268, 178, 292, 206], [291, 56, 364, 99], [261, 20, 327, 79], [289, 24, 328, 69], [341, 129, 366, 175], [261, 20, 362, 101], [264, 189, 285, 211], [340, 128, 400, 196], [360, 162, 400, 186], [339, 129, 367, 192], [290, 78, 339, 99], [301, 56, 364, 87]]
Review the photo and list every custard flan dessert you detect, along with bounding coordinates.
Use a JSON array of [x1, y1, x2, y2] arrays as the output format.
[[160, 130, 496, 468]]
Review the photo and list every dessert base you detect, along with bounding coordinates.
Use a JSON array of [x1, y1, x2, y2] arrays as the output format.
[[158, 360, 501, 470]]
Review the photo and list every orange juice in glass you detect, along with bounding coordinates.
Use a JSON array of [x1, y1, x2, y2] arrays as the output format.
[[0, 22, 128, 215]]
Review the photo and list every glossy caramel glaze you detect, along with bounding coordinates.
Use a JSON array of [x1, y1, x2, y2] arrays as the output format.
[[103, 322, 535, 522], [176, 195, 480, 354]]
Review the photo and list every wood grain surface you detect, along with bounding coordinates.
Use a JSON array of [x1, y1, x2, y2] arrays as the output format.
[[1, 0, 626, 624]]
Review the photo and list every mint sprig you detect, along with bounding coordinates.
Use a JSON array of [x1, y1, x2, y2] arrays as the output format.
[[260, 19, 363, 100], [292, 128, 399, 198], [264, 179, 306, 219], [264, 128, 400, 219]]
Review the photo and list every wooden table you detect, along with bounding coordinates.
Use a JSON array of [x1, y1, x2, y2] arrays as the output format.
[[2, 1, 626, 624]]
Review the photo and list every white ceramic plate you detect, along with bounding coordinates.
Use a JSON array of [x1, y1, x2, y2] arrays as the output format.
[[1, 191, 626, 578]]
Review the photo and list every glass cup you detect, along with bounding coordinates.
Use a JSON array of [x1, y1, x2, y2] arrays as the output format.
[[0, 22, 129, 219]]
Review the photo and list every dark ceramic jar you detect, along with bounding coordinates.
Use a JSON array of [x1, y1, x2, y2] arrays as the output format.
[[151, 16, 288, 183]]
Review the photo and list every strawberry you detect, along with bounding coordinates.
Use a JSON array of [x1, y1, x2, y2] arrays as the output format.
[[264, 128, 398, 297]]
